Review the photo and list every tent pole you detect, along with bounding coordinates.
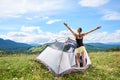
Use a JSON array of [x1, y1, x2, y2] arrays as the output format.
[[57, 38, 67, 76]]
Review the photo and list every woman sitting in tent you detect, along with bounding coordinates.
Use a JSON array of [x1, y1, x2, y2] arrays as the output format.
[[64, 23, 101, 67]]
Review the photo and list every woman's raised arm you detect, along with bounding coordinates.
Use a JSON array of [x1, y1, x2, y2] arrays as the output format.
[[63, 22, 77, 37], [83, 26, 101, 36]]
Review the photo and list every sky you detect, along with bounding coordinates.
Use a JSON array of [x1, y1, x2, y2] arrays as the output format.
[[0, 0, 120, 44]]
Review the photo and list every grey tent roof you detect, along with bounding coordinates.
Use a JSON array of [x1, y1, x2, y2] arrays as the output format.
[[49, 38, 76, 52]]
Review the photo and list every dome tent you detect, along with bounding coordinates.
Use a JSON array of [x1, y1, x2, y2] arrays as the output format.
[[35, 37, 91, 77]]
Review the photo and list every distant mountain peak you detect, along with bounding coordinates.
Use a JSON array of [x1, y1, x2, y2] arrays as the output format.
[[0, 38, 32, 52]]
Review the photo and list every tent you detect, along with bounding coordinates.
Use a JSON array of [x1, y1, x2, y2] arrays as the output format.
[[35, 38, 91, 77]]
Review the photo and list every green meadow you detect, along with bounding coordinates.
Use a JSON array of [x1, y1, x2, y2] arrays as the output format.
[[0, 52, 120, 80]]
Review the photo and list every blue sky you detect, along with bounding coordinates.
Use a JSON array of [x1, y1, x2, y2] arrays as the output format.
[[0, 0, 120, 44]]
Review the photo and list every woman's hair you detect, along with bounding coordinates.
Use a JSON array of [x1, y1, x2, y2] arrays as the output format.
[[77, 27, 82, 33]]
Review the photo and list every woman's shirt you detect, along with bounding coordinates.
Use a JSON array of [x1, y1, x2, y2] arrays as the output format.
[[76, 38, 84, 48]]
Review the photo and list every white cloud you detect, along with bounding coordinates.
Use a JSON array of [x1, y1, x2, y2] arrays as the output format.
[[21, 26, 42, 33], [0, 0, 67, 18], [42, 16, 49, 20], [102, 10, 120, 20], [79, 0, 109, 7], [0, 25, 120, 44], [0, 26, 18, 31], [26, 17, 33, 21], [3, 14, 22, 18], [0, 25, 70, 44], [25, 16, 49, 21], [33, 16, 40, 19], [85, 30, 120, 43], [46, 19, 62, 24]]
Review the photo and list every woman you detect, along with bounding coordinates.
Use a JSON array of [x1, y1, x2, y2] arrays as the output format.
[[64, 22, 101, 67]]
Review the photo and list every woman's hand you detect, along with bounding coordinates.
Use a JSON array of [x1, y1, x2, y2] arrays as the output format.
[[63, 22, 68, 26], [96, 26, 101, 29]]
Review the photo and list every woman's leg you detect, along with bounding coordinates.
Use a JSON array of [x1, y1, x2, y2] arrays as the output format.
[[76, 53, 80, 67], [81, 52, 86, 67]]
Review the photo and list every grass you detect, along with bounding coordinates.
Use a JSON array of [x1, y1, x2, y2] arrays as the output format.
[[0, 52, 120, 80]]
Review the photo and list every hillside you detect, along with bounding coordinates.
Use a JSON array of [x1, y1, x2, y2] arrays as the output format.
[[0, 37, 120, 53], [0, 52, 120, 80], [86, 43, 120, 48], [85, 43, 120, 52], [28, 42, 120, 53], [0, 38, 32, 53]]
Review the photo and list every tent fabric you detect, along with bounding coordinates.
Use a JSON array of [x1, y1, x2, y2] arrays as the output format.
[[35, 38, 92, 77]]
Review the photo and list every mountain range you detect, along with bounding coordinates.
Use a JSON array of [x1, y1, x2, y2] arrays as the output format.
[[0, 38, 120, 53], [85, 43, 120, 52], [0, 38, 32, 52]]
